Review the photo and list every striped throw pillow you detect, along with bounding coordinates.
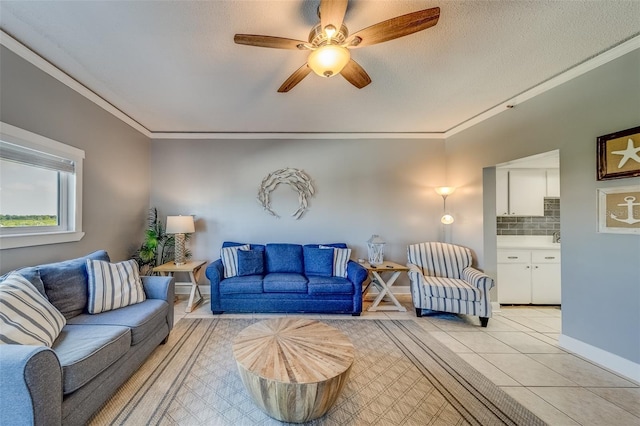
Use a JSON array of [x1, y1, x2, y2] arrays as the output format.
[[0, 273, 66, 347], [320, 246, 352, 278], [86, 259, 146, 314], [221, 244, 250, 278]]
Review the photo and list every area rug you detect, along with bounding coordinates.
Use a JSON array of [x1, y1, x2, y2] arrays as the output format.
[[90, 318, 545, 425]]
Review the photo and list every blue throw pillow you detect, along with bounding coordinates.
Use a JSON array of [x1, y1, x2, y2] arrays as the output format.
[[303, 247, 334, 277], [237, 249, 264, 276]]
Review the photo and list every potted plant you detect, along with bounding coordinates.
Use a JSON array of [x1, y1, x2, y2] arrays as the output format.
[[133, 208, 191, 275]]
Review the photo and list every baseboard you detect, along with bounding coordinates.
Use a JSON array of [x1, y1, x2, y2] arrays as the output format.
[[491, 302, 501, 313], [558, 334, 640, 383]]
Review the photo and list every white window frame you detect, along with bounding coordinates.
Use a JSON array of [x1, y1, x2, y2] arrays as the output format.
[[0, 122, 84, 249]]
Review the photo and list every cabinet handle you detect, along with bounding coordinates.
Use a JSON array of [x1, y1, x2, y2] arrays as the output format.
[[535, 266, 539, 269], [526, 266, 530, 269], [544, 256, 555, 259], [507, 256, 519, 259]]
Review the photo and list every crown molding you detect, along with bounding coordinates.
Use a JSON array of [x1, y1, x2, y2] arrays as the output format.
[[0, 30, 152, 138], [2, 29, 638, 141]]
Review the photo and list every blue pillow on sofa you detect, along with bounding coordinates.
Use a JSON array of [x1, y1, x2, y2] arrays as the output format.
[[303, 247, 334, 277], [237, 250, 264, 276], [265, 244, 304, 274]]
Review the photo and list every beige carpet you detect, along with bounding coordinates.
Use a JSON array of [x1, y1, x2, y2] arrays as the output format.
[[90, 318, 545, 425]]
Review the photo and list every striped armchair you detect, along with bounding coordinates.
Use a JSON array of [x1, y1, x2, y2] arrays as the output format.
[[407, 242, 494, 327]]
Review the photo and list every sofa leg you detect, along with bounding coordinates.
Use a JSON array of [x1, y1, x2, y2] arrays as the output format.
[[161, 336, 169, 345], [352, 312, 361, 317], [480, 317, 489, 327], [212, 311, 223, 315], [415, 308, 423, 317]]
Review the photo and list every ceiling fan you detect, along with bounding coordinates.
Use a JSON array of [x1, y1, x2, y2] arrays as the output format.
[[234, 0, 440, 92]]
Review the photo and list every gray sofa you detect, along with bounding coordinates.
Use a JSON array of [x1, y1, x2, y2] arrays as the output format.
[[0, 250, 175, 426]]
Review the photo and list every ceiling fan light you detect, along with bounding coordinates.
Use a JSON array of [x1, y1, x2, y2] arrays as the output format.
[[308, 45, 350, 78]]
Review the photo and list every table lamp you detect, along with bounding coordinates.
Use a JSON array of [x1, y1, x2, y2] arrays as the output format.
[[166, 215, 195, 265]]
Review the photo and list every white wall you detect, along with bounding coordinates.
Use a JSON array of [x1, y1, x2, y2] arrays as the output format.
[[150, 137, 446, 286], [0, 46, 151, 272], [446, 50, 640, 370]]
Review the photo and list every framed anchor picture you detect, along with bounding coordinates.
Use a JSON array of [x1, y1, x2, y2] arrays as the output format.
[[597, 125, 640, 180], [598, 185, 640, 234]]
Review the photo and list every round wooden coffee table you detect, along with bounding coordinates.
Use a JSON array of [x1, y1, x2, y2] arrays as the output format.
[[232, 317, 354, 423]]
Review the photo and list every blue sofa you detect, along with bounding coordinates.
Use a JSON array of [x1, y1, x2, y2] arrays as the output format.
[[0, 251, 175, 426], [206, 242, 367, 315]]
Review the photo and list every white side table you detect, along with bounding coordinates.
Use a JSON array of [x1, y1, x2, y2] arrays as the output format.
[[153, 260, 207, 313], [362, 261, 409, 312]]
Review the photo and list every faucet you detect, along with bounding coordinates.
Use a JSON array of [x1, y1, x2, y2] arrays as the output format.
[[552, 231, 561, 244]]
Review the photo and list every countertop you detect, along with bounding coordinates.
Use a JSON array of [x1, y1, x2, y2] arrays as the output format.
[[497, 236, 561, 250]]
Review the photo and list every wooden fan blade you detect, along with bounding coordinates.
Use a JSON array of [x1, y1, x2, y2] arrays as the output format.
[[278, 64, 312, 92], [320, 0, 348, 33], [345, 7, 440, 48], [234, 34, 308, 50], [340, 59, 371, 89]]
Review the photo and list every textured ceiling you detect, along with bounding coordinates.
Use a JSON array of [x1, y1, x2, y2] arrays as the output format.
[[1, 0, 639, 134]]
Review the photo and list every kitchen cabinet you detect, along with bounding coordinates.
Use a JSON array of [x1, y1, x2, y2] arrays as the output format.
[[496, 169, 559, 216], [498, 249, 561, 304]]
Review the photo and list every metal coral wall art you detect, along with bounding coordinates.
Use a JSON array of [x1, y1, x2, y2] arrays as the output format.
[[258, 168, 315, 219]]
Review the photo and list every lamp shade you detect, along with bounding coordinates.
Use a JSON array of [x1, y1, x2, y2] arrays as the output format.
[[435, 186, 456, 196], [166, 215, 195, 234], [308, 45, 351, 78], [441, 214, 455, 225]]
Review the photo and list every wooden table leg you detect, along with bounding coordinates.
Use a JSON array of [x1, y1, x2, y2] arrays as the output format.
[[185, 268, 204, 313], [367, 271, 407, 312]]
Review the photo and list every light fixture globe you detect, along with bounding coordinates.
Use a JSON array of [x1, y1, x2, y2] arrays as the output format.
[[308, 45, 351, 78], [440, 214, 455, 225]]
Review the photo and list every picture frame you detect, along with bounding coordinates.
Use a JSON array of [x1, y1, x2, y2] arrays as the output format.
[[597, 185, 640, 234], [596, 125, 640, 180]]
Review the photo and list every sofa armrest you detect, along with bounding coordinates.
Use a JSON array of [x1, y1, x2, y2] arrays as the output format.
[[142, 275, 175, 331], [407, 263, 426, 284], [206, 259, 224, 312], [462, 266, 495, 295], [0, 345, 63, 426], [346, 261, 367, 314]]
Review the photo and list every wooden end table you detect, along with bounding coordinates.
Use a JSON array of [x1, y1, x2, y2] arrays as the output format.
[[232, 318, 354, 423], [153, 260, 207, 313], [362, 260, 409, 312]]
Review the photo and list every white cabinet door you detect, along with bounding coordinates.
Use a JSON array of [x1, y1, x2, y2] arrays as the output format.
[[509, 170, 546, 216], [546, 169, 560, 197], [496, 168, 510, 216], [498, 264, 532, 303], [532, 264, 561, 304]]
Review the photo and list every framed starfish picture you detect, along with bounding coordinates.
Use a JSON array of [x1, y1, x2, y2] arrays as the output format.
[[597, 126, 640, 180]]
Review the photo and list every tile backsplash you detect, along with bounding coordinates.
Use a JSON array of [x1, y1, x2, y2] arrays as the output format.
[[496, 197, 560, 236]]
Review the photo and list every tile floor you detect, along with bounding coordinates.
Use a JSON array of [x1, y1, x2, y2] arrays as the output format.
[[174, 294, 640, 426]]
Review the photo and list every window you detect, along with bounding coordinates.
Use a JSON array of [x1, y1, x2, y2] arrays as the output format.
[[0, 122, 84, 249]]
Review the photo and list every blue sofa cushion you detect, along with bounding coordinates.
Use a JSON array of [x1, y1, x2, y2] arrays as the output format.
[[66, 299, 168, 346], [53, 324, 130, 394], [307, 276, 354, 295], [0, 266, 47, 298], [39, 251, 111, 320], [237, 250, 264, 276], [263, 273, 308, 293], [265, 244, 303, 274], [220, 275, 264, 295], [303, 247, 334, 277]]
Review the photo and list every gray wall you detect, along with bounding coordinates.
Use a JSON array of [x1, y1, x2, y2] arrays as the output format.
[[149, 137, 446, 287], [0, 46, 151, 272], [446, 50, 640, 365]]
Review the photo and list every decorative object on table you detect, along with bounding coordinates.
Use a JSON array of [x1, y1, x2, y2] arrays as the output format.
[[597, 185, 640, 234], [232, 318, 354, 423], [133, 207, 189, 275], [366, 234, 385, 265], [597, 125, 640, 180], [435, 186, 456, 224], [166, 215, 195, 265], [257, 167, 315, 219]]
